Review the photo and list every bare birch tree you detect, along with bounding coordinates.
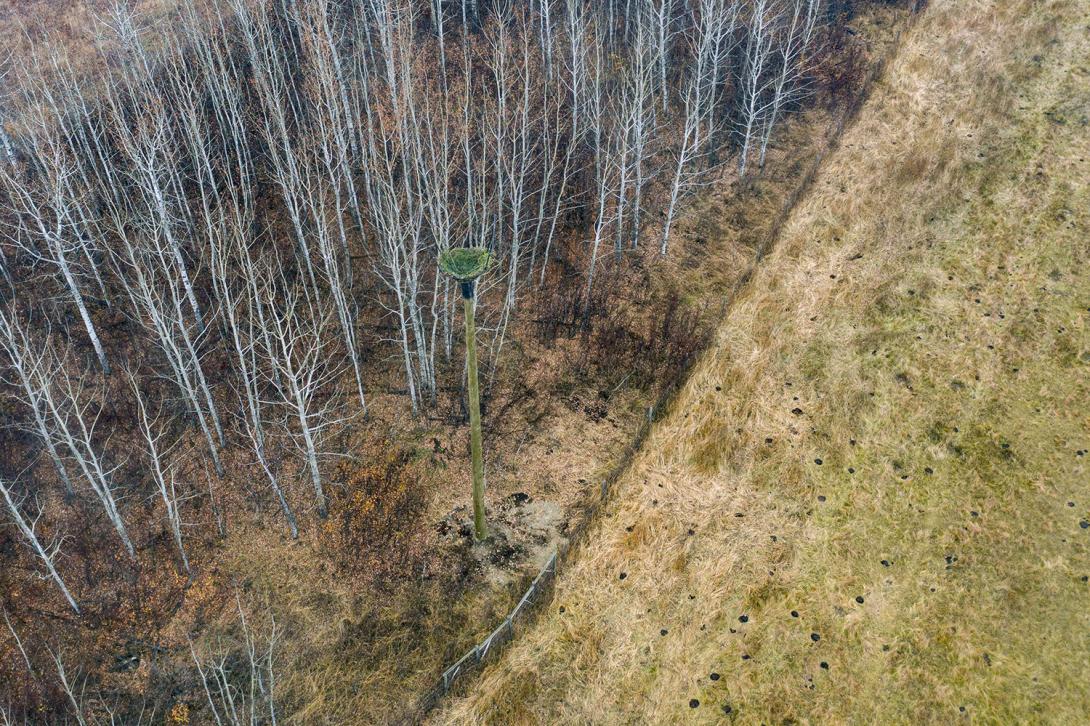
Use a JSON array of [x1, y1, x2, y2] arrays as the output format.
[[758, 0, 822, 169], [0, 127, 111, 373], [127, 369, 190, 574], [209, 208, 300, 539], [109, 217, 225, 477], [737, 0, 782, 177], [190, 596, 280, 726], [660, 0, 741, 255], [48, 647, 88, 726], [254, 263, 347, 519], [0, 306, 76, 500], [0, 308, 133, 557], [0, 478, 80, 614]]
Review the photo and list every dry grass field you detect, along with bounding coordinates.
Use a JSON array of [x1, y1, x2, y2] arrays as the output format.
[[435, 0, 1090, 722], [0, 3, 918, 723]]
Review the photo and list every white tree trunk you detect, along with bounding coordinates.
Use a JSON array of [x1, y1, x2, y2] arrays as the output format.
[[0, 478, 80, 614]]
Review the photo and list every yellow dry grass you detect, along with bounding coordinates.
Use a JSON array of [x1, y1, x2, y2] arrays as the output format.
[[434, 0, 1090, 723]]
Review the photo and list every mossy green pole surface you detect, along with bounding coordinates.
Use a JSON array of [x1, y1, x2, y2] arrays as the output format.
[[462, 281, 486, 540], [438, 247, 492, 541]]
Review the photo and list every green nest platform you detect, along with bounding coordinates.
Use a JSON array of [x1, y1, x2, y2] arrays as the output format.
[[438, 247, 493, 282]]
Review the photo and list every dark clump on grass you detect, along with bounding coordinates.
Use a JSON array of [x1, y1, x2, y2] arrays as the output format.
[[619, 572, 627, 580], [661, 629, 668, 636], [791, 610, 800, 618], [811, 632, 821, 642], [820, 661, 830, 670], [739, 614, 749, 623], [710, 672, 721, 681], [689, 699, 700, 708], [855, 596, 865, 604]]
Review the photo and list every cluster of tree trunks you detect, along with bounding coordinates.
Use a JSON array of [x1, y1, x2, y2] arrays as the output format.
[[0, 0, 828, 630]]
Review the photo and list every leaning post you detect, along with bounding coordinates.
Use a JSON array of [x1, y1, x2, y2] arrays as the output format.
[[438, 247, 493, 540]]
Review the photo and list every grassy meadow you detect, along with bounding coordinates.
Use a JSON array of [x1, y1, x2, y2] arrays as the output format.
[[434, 0, 1090, 722]]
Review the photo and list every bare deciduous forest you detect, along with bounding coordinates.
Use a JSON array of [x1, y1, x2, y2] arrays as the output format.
[[0, 0, 910, 721]]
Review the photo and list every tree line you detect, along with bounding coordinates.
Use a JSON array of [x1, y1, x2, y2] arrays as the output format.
[[0, 0, 836, 620]]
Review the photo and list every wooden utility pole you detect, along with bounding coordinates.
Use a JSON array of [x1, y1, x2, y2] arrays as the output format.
[[439, 248, 493, 540], [461, 279, 486, 539]]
